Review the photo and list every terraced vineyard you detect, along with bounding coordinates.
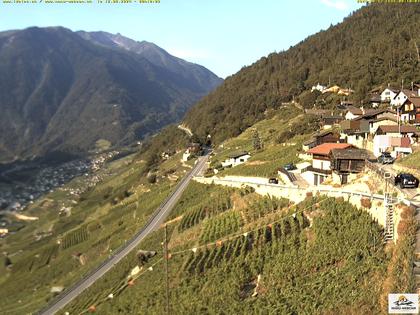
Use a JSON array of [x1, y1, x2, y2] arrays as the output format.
[[0, 150, 189, 315], [61, 225, 89, 249], [199, 211, 242, 244], [63, 182, 411, 315]]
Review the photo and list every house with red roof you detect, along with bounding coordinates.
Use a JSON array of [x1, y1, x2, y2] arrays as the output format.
[[303, 143, 352, 185]]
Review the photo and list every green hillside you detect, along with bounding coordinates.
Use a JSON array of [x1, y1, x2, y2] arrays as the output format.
[[184, 3, 420, 143], [62, 181, 416, 314], [0, 129, 191, 314]]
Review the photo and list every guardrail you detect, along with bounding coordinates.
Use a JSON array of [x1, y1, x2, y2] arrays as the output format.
[[37, 157, 205, 315], [200, 177, 413, 206]]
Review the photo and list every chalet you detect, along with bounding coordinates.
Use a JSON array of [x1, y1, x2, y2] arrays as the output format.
[[353, 108, 396, 122], [344, 106, 363, 120], [369, 94, 381, 107], [321, 115, 344, 129], [376, 125, 418, 138], [390, 89, 420, 107], [330, 148, 373, 184], [221, 152, 251, 168], [368, 117, 398, 135], [340, 119, 370, 148], [302, 130, 340, 151], [397, 97, 420, 124], [302, 143, 352, 185], [351, 109, 397, 134], [380, 87, 399, 103]]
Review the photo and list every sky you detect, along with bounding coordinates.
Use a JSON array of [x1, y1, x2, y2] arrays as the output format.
[[0, 0, 363, 78]]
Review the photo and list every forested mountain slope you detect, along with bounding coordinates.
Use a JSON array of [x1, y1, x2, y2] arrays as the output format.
[[0, 27, 221, 162], [184, 3, 420, 143]]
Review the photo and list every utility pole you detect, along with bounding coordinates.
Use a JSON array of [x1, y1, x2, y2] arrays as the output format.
[[164, 224, 170, 315]]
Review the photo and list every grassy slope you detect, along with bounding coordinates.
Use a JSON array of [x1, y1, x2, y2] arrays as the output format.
[[210, 105, 314, 177], [64, 182, 391, 314], [397, 149, 420, 171], [0, 151, 191, 314]]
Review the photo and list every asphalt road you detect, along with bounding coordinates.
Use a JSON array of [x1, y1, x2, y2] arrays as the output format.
[[38, 153, 209, 315], [376, 162, 420, 203]]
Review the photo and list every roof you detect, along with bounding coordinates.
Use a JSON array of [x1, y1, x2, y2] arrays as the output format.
[[382, 87, 399, 93], [346, 106, 363, 115], [322, 115, 344, 122], [303, 130, 338, 146], [307, 143, 352, 156], [229, 152, 250, 159], [405, 97, 420, 107], [377, 125, 418, 134], [399, 89, 419, 98], [353, 108, 395, 121], [330, 148, 373, 160], [370, 95, 381, 102]]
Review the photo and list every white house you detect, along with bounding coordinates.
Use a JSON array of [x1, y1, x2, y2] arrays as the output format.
[[372, 125, 417, 157], [311, 83, 327, 93], [344, 106, 363, 120], [390, 89, 419, 107], [380, 88, 399, 103], [221, 152, 251, 168], [182, 151, 191, 162]]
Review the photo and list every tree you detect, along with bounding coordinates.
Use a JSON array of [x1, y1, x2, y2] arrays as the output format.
[[252, 129, 263, 151]]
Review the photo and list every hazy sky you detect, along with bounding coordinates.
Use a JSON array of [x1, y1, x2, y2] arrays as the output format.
[[0, 0, 363, 78]]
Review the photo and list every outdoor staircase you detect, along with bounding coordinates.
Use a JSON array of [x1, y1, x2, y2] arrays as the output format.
[[384, 194, 395, 242]]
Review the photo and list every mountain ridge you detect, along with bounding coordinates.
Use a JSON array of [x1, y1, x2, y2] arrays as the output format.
[[0, 27, 222, 162]]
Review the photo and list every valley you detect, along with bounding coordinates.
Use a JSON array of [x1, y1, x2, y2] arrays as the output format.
[[1, 2, 420, 315]]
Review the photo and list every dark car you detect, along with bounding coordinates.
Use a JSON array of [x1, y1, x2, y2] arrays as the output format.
[[394, 173, 419, 189], [268, 178, 279, 184], [378, 152, 395, 164], [283, 163, 297, 171]]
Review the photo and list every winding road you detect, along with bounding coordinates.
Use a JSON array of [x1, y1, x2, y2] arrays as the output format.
[[37, 152, 210, 315]]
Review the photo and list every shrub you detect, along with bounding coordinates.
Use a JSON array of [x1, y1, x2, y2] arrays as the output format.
[[360, 198, 372, 209], [147, 174, 157, 184]]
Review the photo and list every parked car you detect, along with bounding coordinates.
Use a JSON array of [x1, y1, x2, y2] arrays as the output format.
[[378, 152, 395, 164], [394, 173, 419, 189], [268, 178, 279, 184], [283, 163, 297, 171]]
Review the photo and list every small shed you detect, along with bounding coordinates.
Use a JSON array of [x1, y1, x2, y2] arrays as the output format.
[[330, 148, 372, 184]]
